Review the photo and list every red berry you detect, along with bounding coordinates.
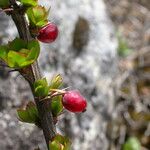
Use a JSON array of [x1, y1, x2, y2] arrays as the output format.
[[62, 90, 87, 113], [37, 23, 58, 43]]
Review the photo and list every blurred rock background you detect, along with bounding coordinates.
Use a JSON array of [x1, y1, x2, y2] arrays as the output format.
[[0, 0, 149, 150]]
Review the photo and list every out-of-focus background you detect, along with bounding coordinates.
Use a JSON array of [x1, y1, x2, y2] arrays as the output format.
[[0, 0, 149, 150]]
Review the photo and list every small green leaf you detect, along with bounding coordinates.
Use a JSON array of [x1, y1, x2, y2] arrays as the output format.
[[64, 143, 72, 150], [49, 74, 63, 89], [27, 39, 40, 50], [26, 101, 39, 122], [0, 45, 9, 62], [50, 134, 71, 150], [17, 101, 39, 124], [35, 85, 49, 97], [9, 38, 27, 51], [34, 78, 48, 87], [20, 60, 34, 67], [26, 40, 40, 61], [27, 6, 48, 27], [7, 50, 36, 68], [54, 135, 70, 145], [19, 49, 30, 55], [19, 0, 38, 7], [49, 141, 63, 150], [26, 47, 39, 61], [32, 6, 48, 22], [7, 51, 26, 67], [123, 137, 141, 150], [0, 0, 10, 8], [34, 78, 49, 97], [17, 109, 34, 123], [51, 96, 63, 117]]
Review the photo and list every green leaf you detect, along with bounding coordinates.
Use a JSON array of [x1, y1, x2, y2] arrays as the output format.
[[35, 85, 49, 97], [26, 40, 40, 60], [0, 45, 9, 62], [27, 47, 39, 61], [34, 78, 49, 97], [26, 101, 39, 122], [27, 6, 48, 27], [0, 0, 10, 8], [49, 134, 71, 150], [27, 39, 40, 50], [17, 101, 39, 124], [36, 20, 49, 27], [123, 137, 141, 150], [17, 109, 34, 123], [7, 50, 36, 68], [34, 78, 48, 88], [49, 141, 63, 150], [19, 59, 34, 68], [19, 49, 30, 55], [64, 143, 72, 150], [51, 96, 63, 117], [7, 51, 26, 67], [32, 6, 48, 22], [0, 38, 40, 68], [55, 135, 70, 145], [49, 74, 63, 89], [9, 38, 27, 51], [19, 0, 38, 7]]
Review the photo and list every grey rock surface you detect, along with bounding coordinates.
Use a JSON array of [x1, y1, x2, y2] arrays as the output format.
[[0, 110, 46, 150], [0, 0, 118, 149]]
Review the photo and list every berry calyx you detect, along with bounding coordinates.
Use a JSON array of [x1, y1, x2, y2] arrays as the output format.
[[37, 22, 58, 43], [62, 90, 87, 113]]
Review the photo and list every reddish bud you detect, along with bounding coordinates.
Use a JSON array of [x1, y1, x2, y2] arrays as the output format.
[[62, 90, 87, 113], [37, 22, 58, 43]]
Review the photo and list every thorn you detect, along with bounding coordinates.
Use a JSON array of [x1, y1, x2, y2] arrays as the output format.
[[49, 89, 66, 94], [0, 8, 14, 14], [39, 96, 51, 102], [8, 69, 19, 73], [49, 86, 71, 95], [62, 86, 71, 90], [51, 92, 65, 98]]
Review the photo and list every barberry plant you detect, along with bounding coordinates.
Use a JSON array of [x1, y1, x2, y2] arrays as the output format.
[[0, 0, 87, 150]]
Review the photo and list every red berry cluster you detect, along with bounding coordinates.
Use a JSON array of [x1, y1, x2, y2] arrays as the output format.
[[37, 22, 58, 43], [62, 90, 87, 113]]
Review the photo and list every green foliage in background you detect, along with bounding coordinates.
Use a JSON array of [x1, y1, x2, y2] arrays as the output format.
[[123, 137, 141, 150], [117, 32, 132, 57]]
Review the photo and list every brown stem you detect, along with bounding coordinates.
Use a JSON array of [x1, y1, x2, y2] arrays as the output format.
[[9, 0, 56, 149]]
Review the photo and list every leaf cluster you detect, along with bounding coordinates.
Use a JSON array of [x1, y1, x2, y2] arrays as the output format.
[[0, 38, 40, 68]]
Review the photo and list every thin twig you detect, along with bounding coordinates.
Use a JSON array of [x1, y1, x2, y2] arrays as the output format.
[[8, 0, 56, 149]]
